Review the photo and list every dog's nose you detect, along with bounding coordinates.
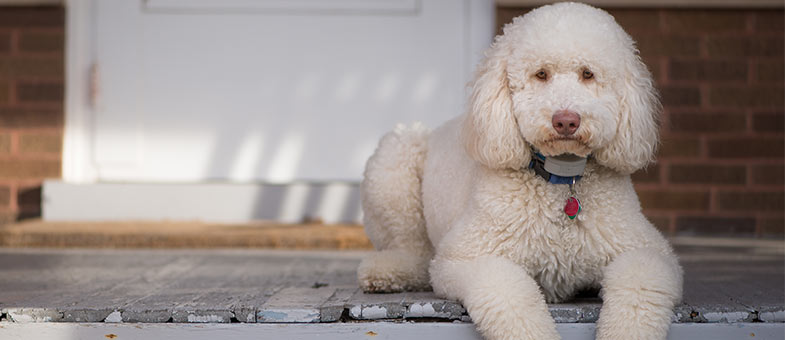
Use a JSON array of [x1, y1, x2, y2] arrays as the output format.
[[552, 110, 581, 136]]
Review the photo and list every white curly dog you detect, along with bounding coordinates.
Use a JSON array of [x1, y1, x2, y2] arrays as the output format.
[[357, 2, 683, 340]]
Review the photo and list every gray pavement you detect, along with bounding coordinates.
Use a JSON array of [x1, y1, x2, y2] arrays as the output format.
[[0, 237, 782, 324]]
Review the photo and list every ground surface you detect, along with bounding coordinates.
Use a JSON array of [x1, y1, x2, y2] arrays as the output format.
[[0, 237, 782, 326]]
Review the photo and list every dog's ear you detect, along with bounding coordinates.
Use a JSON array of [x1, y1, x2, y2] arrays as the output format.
[[593, 55, 661, 174], [461, 37, 529, 170]]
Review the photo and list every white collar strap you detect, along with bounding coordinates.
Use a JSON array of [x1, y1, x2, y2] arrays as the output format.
[[528, 151, 588, 185]]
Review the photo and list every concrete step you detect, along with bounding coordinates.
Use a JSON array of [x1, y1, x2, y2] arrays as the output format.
[[0, 220, 372, 249], [4, 322, 784, 340]]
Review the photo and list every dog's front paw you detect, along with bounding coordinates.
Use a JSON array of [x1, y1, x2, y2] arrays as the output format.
[[359, 276, 406, 293]]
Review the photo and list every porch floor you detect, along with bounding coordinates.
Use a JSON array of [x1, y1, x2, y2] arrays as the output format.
[[0, 236, 782, 327]]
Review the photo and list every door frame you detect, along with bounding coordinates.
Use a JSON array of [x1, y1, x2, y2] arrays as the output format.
[[62, 0, 98, 183]]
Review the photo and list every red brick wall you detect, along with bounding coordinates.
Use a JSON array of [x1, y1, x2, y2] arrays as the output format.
[[0, 6, 65, 223], [498, 7, 784, 237], [0, 5, 781, 238]]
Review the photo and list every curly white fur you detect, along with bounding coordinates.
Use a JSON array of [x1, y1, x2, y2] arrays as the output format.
[[358, 3, 682, 340]]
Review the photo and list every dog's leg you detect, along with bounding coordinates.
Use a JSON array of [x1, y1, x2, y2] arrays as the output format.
[[430, 255, 560, 340], [358, 124, 433, 293], [596, 248, 683, 340]]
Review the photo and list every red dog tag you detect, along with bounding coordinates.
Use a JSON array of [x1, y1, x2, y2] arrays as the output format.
[[564, 197, 581, 220]]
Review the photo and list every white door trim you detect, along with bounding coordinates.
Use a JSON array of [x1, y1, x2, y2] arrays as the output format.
[[62, 0, 98, 183]]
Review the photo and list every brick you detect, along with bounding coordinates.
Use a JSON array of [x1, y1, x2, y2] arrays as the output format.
[[19, 31, 64, 53], [663, 10, 748, 33], [752, 164, 784, 185], [17, 186, 40, 207], [19, 133, 61, 153], [0, 211, 15, 225], [707, 37, 784, 57], [658, 136, 701, 158], [757, 61, 784, 83], [0, 108, 63, 128], [635, 36, 701, 57], [709, 86, 784, 108], [0, 31, 10, 53], [17, 82, 63, 102], [759, 217, 784, 237], [669, 112, 746, 133], [708, 137, 784, 159], [0, 159, 60, 179], [0, 133, 10, 153], [0, 56, 63, 77], [0, 7, 65, 28], [17, 206, 41, 220], [660, 86, 701, 107], [669, 60, 747, 82], [643, 56, 662, 82], [716, 191, 784, 212], [607, 9, 661, 34], [645, 214, 671, 234], [0, 80, 8, 104], [755, 10, 784, 32], [753, 112, 784, 132], [676, 216, 756, 235], [496, 7, 529, 35], [0, 186, 9, 207], [638, 190, 710, 210], [669, 164, 746, 185], [632, 164, 660, 183]]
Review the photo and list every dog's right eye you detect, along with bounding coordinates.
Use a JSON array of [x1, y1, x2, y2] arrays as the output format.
[[535, 70, 548, 81]]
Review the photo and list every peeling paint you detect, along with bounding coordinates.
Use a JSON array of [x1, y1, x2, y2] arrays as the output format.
[[549, 305, 600, 323], [62, 309, 114, 322], [759, 310, 785, 322], [361, 306, 388, 319], [349, 306, 362, 319], [407, 303, 437, 318], [6, 309, 61, 323], [105, 311, 123, 323], [8, 314, 37, 323], [121, 310, 172, 323], [672, 312, 683, 323], [405, 302, 463, 319], [172, 311, 233, 323], [258, 309, 320, 323], [232, 307, 256, 323], [702, 311, 748, 323], [259, 311, 288, 321], [187, 314, 226, 323]]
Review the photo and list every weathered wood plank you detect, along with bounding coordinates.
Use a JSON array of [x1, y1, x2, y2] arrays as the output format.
[[345, 290, 407, 320], [257, 287, 336, 323], [319, 287, 358, 322], [0, 241, 781, 326]]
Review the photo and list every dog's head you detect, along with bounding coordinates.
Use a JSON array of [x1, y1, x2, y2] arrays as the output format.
[[462, 2, 660, 175]]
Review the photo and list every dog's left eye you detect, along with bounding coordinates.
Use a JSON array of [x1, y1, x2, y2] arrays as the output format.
[[582, 69, 594, 80]]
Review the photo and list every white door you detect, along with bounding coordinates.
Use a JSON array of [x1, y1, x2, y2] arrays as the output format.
[[89, 0, 494, 183]]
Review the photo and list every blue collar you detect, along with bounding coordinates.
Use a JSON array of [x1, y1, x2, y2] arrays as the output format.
[[528, 152, 583, 185]]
